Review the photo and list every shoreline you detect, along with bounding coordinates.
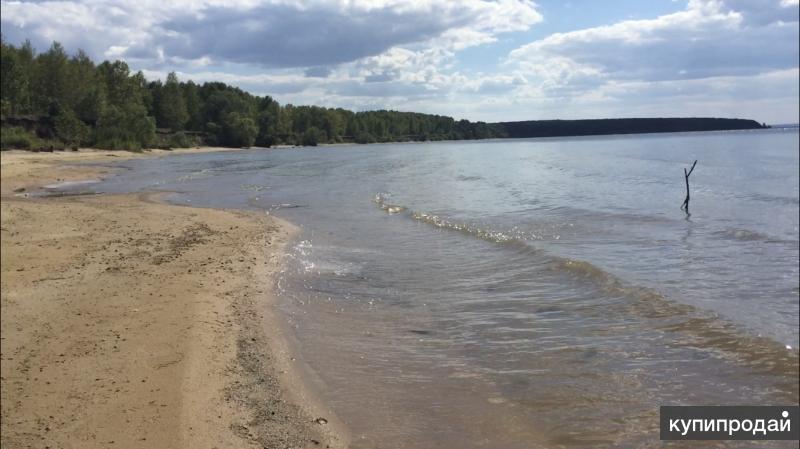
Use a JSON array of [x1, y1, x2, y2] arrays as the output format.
[[1, 148, 347, 448]]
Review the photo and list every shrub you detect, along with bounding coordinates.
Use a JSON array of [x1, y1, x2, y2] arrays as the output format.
[[222, 112, 257, 147], [31, 138, 67, 152], [0, 126, 37, 150], [55, 108, 90, 147], [354, 132, 376, 144], [94, 104, 155, 150], [301, 126, 325, 146], [167, 131, 196, 148]]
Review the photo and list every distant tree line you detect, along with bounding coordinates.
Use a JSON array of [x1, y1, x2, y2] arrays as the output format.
[[498, 118, 766, 138], [1, 39, 504, 150], [1, 38, 766, 151]]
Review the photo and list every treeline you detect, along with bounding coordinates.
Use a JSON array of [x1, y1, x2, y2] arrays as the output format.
[[498, 118, 767, 138], [1, 39, 503, 150], [1, 39, 768, 152]]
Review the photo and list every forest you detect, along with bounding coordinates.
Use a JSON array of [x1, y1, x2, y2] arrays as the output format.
[[0, 40, 504, 151], [0, 39, 766, 151], [498, 117, 766, 138]]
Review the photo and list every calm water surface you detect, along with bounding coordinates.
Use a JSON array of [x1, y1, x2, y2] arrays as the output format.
[[74, 129, 799, 448]]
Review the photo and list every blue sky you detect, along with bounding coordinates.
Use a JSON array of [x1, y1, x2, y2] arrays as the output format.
[[2, 0, 798, 123]]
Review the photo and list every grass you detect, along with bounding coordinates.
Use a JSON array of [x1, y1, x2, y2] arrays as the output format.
[[1, 127, 68, 151], [2, 126, 201, 152]]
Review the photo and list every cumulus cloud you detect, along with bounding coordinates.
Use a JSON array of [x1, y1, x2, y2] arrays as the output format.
[[153, 2, 464, 67], [1, 1, 154, 58], [587, 68, 800, 122], [1, 0, 541, 67], [1, 0, 797, 123], [509, 0, 799, 85]]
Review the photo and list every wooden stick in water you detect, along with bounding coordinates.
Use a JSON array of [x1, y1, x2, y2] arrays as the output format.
[[680, 160, 698, 214]]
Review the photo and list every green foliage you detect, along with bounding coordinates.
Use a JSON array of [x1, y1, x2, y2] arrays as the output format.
[[354, 132, 376, 144], [202, 122, 219, 145], [1, 40, 31, 115], [54, 108, 89, 147], [64, 50, 99, 116], [1, 38, 508, 151], [73, 85, 105, 124], [301, 126, 325, 146], [97, 60, 134, 108], [156, 72, 188, 130], [30, 42, 69, 114], [222, 112, 257, 147], [1, 126, 37, 149], [255, 96, 280, 147], [0, 126, 67, 151], [166, 131, 196, 148], [95, 103, 155, 150], [182, 81, 203, 131]]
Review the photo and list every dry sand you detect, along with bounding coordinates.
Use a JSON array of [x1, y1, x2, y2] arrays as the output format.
[[1, 149, 347, 449]]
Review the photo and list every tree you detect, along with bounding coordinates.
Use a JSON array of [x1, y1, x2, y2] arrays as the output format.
[[95, 103, 155, 150], [1, 38, 520, 152], [31, 42, 69, 114], [322, 109, 343, 142], [182, 81, 203, 131], [1, 39, 31, 115], [73, 83, 106, 124], [222, 112, 257, 147], [255, 96, 280, 147], [63, 50, 94, 110], [301, 126, 325, 146], [130, 71, 152, 113], [155, 72, 188, 130], [97, 60, 136, 108], [55, 108, 89, 147]]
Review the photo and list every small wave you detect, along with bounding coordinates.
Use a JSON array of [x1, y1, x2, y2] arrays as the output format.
[[547, 256, 692, 318], [551, 258, 617, 285], [289, 240, 316, 273], [712, 228, 790, 243], [270, 203, 308, 211], [748, 192, 800, 207], [176, 168, 213, 182], [455, 175, 484, 182], [410, 211, 515, 243], [547, 255, 799, 385], [374, 193, 558, 243], [287, 240, 363, 277], [241, 183, 270, 192], [371, 193, 799, 381], [373, 193, 407, 214]]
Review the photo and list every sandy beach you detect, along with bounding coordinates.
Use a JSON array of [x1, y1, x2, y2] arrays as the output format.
[[1, 149, 346, 449]]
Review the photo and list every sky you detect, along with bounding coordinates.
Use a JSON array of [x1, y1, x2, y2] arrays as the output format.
[[1, 0, 798, 123]]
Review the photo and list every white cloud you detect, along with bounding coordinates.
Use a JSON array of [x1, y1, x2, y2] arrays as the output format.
[[510, 0, 797, 84], [1, 0, 796, 123], [1, 0, 541, 67], [498, 0, 798, 122]]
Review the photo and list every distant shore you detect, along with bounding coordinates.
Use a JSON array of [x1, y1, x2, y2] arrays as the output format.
[[0, 148, 347, 448]]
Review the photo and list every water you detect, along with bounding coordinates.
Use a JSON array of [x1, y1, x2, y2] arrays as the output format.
[[71, 129, 799, 448]]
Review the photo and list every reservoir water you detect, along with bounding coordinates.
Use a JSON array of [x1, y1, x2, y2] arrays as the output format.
[[72, 129, 799, 448]]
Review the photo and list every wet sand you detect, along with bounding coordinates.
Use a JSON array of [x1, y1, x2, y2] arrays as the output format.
[[0, 149, 346, 449]]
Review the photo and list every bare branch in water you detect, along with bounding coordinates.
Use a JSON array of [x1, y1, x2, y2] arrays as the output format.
[[680, 160, 698, 214]]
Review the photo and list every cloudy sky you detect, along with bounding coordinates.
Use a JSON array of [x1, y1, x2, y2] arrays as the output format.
[[2, 0, 798, 123]]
